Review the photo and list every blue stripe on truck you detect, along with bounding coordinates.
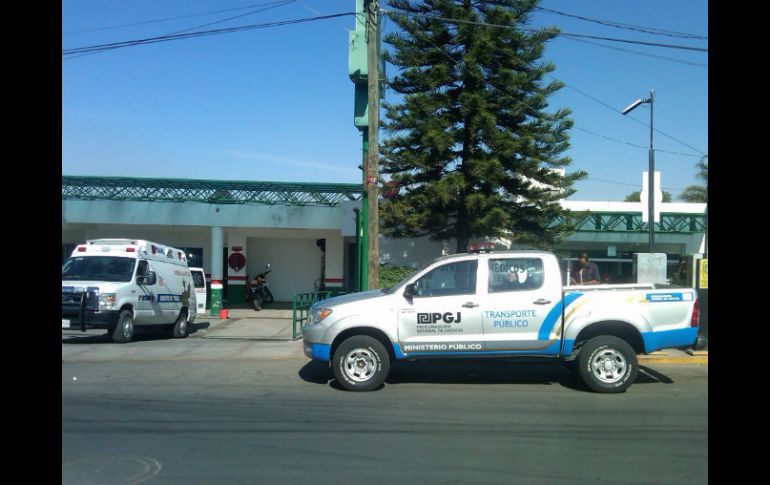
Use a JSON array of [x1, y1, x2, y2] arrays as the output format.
[[537, 292, 583, 341], [310, 343, 331, 361], [641, 327, 698, 353]]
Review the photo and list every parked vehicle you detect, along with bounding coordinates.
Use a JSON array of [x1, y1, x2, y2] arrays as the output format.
[[189, 267, 207, 314], [303, 248, 705, 393], [62, 239, 197, 343], [247, 264, 274, 311]]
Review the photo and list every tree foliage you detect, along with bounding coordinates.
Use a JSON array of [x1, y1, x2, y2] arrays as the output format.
[[679, 155, 707, 203], [379, 0, 586, 252], [624, 190, 673, 202]]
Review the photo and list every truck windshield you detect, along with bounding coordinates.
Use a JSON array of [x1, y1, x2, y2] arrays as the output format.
[[381, 266, 422, 294], [62, 256, 136, 282]]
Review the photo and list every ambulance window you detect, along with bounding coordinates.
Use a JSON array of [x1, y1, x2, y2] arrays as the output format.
[[488, 258, 544, 292], [414, 260, 477, 297], [191, 271, 205, 288], [136, 260, 148, 277]]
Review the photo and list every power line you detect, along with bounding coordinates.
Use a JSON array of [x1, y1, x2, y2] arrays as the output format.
[[168, 0, 296, 36], [62, 12, 355, 57], [562, 37, 707, 69], [63, 1, 293, 36], [382, 9, 707, 52], [573, 127, 701, 158], [549, 74, 706, 155], [533, 6, 707, 40], [63, 1, 297, 62], [585, 177, 684, 192]]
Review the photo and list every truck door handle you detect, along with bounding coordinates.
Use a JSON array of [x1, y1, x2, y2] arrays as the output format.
[[462, 302, 479, 308], [533, 299, 551, 305]]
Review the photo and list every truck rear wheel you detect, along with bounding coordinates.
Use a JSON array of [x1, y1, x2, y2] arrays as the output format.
[[332, 335, 390, 392], [577, 335, 638, 393], [171, 311, 189, 338]]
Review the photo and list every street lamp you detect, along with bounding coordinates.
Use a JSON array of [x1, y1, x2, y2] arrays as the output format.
[[621, 89, 655, 253]]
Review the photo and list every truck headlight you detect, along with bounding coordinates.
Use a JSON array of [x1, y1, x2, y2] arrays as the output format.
[[98, 293, 116, 310], [311, 307, 332, 324]]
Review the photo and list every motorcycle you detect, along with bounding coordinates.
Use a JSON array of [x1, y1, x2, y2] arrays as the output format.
[[247, 264, 274, 311]]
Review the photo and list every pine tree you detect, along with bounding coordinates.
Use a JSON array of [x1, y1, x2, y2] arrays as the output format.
[[380, 0, 586, 253]]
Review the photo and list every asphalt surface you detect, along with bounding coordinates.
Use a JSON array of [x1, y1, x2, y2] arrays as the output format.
[[62, 333, 708, 485]]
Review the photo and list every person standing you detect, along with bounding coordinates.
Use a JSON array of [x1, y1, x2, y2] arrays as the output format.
[[570, 253, 601, 285]]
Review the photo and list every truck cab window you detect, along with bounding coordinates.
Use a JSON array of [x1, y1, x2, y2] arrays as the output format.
[[136, 260, 148, 277], [414, 260, 477, 297], [488, 258, 544, 292]]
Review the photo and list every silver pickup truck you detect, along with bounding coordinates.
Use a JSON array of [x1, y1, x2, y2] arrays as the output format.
[[302, 250, 703, 393]]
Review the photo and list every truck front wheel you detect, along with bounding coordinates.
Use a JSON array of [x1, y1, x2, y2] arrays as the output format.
[[577, 336, 638, 393], [332, 336, 390, 392]]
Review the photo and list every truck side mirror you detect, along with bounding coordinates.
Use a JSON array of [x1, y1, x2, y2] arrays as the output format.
[[137, 271, 157, 286], [404, 283, 416, 298], [145, 271, 157, 285]]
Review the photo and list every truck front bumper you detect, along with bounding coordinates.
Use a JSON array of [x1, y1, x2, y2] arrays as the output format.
[[301, 323, 332, 361], [61, 309, 121, 330]]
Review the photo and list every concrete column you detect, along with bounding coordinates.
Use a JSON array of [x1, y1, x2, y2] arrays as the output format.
[[210, 226, 224, 315]]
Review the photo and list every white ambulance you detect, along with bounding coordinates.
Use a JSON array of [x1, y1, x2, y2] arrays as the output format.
[[61, 239, 197, 343]]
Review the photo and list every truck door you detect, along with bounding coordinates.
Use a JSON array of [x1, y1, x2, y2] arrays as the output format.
[[397, 259, 484, 355], [134, 260, 160, 323], [481, 257, 562, 353]]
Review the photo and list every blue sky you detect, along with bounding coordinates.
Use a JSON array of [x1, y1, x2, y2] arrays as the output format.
[[62, 0, 707, 200]]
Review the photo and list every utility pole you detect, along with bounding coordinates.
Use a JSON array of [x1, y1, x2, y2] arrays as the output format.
[[647, 89, 655, 253], [365, 0, 379, 289]]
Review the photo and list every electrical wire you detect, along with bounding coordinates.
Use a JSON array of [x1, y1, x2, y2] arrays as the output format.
[[532, 6, 707, 40], [62, 12, 355, 57], [382, 9, 708, 52], [63, 1, 297, 61], [585, 177, 684, 192], [561, 36, 707, 68], [63, 1, 295, 35], [573, 127, 701, 158]]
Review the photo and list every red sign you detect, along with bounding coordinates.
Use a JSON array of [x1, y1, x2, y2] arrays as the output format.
[[228, 253, 246, 272]]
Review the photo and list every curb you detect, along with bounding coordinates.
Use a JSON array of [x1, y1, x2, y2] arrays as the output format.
[[638, 356, 708, 365]]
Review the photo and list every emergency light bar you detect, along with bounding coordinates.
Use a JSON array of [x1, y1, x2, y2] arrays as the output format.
[[468, 242, 494, 253]]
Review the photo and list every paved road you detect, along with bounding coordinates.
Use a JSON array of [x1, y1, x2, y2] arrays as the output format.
[[62, 335, 708, 485]]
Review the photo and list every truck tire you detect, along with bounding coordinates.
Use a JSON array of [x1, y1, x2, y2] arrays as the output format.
[[111, 310, 134, 343], [332, 335, 390, 392], [171, 311, 189, 338], [577, 335, 638, 393]]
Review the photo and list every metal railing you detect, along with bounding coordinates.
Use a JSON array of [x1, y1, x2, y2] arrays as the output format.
[[62, 176, 364, 207], [291, 291, 347, 340]]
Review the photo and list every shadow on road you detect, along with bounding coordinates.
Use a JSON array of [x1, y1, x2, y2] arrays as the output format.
[[298, 358, 676, 391], [61, 320, 211, 344]]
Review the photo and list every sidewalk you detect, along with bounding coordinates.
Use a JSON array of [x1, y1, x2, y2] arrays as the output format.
[[193, 308, 295, 341]]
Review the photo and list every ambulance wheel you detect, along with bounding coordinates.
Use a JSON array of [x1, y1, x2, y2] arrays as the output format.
[[111, 310, 134, 343], [171, 311, 189, 338], [577, 336, 638, 393], [332, 336, 390, 392]]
